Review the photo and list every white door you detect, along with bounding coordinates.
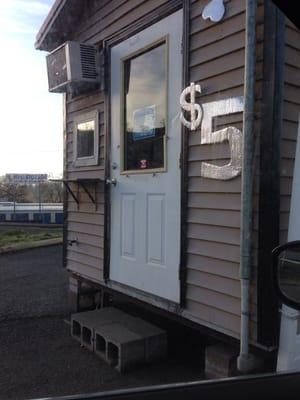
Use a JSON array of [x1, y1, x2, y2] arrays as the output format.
[[110, 10, 183, 303]]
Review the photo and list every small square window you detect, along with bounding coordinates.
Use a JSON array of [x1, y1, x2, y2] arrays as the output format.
[[73, 111, 99, 167]]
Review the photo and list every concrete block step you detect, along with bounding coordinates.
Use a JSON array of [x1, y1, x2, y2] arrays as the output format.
[[71, 307, 167, 372], [94, 322, 145, 372], [71, 307, 133, 348]]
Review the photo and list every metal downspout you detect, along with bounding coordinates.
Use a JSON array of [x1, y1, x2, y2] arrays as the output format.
[[237, 0, 257, 372]]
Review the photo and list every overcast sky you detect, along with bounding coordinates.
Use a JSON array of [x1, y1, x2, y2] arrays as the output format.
[[0, 0, 63, 177]]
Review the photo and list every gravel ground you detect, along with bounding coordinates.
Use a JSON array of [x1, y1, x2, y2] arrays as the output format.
[[0, 316, 204, 400], [0, 246, 68, 321], [0, 245, 204, 400]]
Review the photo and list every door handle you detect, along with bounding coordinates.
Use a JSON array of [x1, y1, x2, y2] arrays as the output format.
[[106, 178, 117, 186]]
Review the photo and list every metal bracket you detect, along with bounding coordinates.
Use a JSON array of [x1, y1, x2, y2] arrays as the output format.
[[50, 178, 102, 210], [80, 182, 96, 204]]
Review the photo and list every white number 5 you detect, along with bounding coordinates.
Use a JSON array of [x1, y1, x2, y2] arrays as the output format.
[[200, 97, 244, 180]]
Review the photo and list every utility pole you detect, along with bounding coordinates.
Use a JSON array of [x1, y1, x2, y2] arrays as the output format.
[[38, 181, 42, 222]]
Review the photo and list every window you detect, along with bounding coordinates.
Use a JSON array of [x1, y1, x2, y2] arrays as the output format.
[[122, 42, 167, 173], [73, 111, 99, 166]]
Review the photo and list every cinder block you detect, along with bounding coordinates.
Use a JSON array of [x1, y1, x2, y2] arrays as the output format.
[[123, 317, 167, 362], [71, 308, 135, 349], [95, 332, 106, 359], [94, 322, 145, 372], [71, 319, 81, 342], [71, 307, 168, 372], [81, 325, 93, 351], [205, 343, 238, 378], [95, 309, 167, 362], [71, 309, 102, 347], [71, 312, 87, 343]]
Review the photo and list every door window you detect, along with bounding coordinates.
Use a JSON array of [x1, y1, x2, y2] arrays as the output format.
[[122, 42, 167, 172]]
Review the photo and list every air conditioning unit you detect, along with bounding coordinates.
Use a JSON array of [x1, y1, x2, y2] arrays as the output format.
[[46, 41, 100, 94]]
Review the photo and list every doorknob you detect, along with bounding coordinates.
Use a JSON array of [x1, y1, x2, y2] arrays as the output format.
[[106, 178, 117, 186]]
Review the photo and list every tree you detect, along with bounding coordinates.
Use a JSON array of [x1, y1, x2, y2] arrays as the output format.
[[0, 182, 27, 203], [38, 181, 63, 203]]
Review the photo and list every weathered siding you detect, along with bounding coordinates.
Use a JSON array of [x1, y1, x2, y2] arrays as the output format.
[[66, 183, 105, 282], [65, 89, 105, 281], [184, 0, 261, 340], [76, 0, 170, 44], [280, 19, 300, 244]]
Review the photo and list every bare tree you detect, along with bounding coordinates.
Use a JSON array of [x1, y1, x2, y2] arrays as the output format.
[[38, 181, 63, 203], [50, 181, 63, 203], [0, 182, 27, 203]]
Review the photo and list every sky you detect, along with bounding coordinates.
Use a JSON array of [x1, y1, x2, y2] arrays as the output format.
[[0, 0, 63, 177]]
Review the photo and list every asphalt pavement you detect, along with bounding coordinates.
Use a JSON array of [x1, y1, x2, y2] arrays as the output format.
[[0, 245, 204, 400]]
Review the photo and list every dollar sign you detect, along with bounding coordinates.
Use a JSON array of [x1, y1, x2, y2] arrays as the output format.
[[180, 82, 202, 131]]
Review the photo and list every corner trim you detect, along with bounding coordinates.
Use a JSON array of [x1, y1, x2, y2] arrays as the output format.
[[179, 0, 190, 307], [63, 94, 68, 267], [257, 2, 285, 347]]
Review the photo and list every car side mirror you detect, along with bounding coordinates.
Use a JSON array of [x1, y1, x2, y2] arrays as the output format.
[[272, 240, 300, 310]]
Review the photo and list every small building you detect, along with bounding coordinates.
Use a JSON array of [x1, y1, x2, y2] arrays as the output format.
[[36, 0, 300, 373]]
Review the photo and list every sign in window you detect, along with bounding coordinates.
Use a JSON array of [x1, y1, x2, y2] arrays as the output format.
[[123, 42, 167, 172]]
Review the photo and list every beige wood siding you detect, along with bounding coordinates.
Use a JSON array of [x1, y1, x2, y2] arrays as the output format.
[[185, 0, 246, 339], [280, 19, 300, 244], [65, 87, 105, 282], [184, 0, 265, 340], [76, 0, 170, 44]]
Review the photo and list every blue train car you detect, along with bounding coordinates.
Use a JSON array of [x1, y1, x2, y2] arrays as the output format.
[[0, 203, 63, 224]]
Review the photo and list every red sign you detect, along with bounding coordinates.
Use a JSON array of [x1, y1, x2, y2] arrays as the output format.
[[139, 159, 147, 169]]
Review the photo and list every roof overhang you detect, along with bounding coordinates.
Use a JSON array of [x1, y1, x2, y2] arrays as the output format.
[[35, 0, 85, 52], [36, 0, 299, 53], [272, 1, 299, 29]]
